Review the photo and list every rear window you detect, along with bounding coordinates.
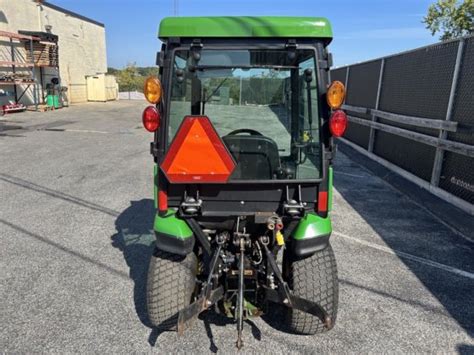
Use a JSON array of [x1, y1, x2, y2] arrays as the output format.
[[168, 48, 322, 181]]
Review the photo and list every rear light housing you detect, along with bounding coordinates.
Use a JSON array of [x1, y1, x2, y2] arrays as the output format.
[[327, 80, 346, 109], [144, 76, 162, 104], [329, 110, 348, 137], [142, 106, 160, 132]]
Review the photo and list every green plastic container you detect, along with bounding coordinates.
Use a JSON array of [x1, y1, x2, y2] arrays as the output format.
[[46, 95, 60, 108]]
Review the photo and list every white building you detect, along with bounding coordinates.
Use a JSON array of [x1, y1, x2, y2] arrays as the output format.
[[0, 0, 113, 105]]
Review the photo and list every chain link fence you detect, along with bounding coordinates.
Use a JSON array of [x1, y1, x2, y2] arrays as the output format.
[[331, 35, 474, 212]]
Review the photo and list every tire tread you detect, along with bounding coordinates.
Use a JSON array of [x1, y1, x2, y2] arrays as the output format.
[[146, 249, 197, 329], [286, 244, 339, 335]]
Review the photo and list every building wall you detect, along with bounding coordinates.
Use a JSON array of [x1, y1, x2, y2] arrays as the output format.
[[0, 0, 107, 104]]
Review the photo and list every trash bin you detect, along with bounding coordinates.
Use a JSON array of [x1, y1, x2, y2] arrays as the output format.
[[46, 94, 59, 108]]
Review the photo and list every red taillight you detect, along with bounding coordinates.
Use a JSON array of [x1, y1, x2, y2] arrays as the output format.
[[158, 189, 168, 212], [317, 191, 328, 213], [329, 110, 348, 137], [142, 106, 160, 132]]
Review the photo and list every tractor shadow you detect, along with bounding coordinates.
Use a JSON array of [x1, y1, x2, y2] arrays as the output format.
[[111, 199, 156, 329], [335, 143, 474, 338], [111, 199, 262, 351]]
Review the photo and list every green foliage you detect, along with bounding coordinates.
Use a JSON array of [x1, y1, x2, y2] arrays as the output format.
[[201, 76, 285, 106], [423, 0, 474, 40], [137, 67, 158, 77], [107, 67, 119, 75], [108, 64, 158, 92]]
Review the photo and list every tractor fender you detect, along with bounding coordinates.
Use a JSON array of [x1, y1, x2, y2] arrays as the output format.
[[289, 213, 332, 258], [154, 209, 195, 256]]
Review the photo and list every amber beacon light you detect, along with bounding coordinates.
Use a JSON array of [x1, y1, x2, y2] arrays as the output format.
[[326, 80, 346, 109], [144, 76, 163, 104]]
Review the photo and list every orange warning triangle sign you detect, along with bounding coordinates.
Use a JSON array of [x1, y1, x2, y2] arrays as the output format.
[[161, 116, 236, 183]]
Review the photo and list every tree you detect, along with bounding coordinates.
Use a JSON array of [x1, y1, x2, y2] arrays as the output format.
[[423, 0, 474, 40], [107, 67, 119, 75], [137, 67, 158, 77], [116, 63, 140, 92]]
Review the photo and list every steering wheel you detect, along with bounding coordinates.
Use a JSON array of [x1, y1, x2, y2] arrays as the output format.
[[226, 128, 263, 136]]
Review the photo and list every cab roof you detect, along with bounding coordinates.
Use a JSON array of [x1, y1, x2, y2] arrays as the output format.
[[158, 16, 333, 43]]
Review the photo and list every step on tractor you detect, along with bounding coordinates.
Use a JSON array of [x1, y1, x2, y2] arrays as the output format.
[[141, 16, 348, 348]]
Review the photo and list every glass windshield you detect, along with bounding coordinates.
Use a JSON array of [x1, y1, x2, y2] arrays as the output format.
[[168, 48, 321, 181]]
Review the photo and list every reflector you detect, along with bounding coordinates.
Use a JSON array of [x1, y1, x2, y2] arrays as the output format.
[[161, 116, 236, 183], [329, 110, 348, 137], [318, 191, 328, 212], [158, 189, 168, 211]]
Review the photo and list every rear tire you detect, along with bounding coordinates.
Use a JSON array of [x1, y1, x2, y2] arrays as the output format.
[[147, 248, 197, 330], [284, 244, 339, 335]]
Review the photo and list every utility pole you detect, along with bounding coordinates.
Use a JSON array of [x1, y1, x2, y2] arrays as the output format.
[[239, 76, 242, 106]]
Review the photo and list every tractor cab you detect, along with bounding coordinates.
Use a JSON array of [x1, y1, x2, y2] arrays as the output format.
[[141, 16, 347, 348]]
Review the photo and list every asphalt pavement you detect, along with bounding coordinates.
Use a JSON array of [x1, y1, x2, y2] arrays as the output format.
[[1, 101, 473, 353]]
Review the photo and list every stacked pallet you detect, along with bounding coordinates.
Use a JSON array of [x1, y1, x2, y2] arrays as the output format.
[[24, 41, 58, 67]]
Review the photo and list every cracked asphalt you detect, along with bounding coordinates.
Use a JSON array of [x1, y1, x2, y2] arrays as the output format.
[[1, 100, 473, 353]]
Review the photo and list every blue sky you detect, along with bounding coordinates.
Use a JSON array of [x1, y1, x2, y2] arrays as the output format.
[[50, 0, 439, 69]]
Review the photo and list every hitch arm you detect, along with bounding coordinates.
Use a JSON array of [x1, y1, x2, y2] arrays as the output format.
[[264, 288, 332, 329], [236, 237, 246, 349], [261, 242, 332, 329], [177, 243, 223, 334]]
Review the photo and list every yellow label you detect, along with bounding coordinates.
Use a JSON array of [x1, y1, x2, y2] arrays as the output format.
[[302, 131, 311, 142], [276, 231, 285, 246]]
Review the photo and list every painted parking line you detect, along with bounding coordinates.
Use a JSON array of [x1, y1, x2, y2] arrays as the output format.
[[40, 128, 110, 134], [334, 171, 366, 178], [333, 231, 474, 280]]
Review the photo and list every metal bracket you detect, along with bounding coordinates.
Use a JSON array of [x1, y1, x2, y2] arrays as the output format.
[[285, 39, 297, 49], [177, 286, 224, 334], [156, 51, 165, 67], [150, 142, 159, 157], [282, 200, 305, 217], [191, 39, 203, 49], [180, 196, 202, 216], [318, 59, 330, 70], [326, 145, 337, 162]]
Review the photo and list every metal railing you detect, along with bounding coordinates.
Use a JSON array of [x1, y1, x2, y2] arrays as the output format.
[[331, 35, 474, 214]]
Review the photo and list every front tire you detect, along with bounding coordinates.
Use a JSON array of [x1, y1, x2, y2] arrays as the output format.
[[147, 248, 197, 330], [284, 244, 339, 335]]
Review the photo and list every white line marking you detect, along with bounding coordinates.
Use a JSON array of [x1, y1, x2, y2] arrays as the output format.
[[335, 171, 366, 178], [63, 129, 109, 134], [333, 231, 474, 280]]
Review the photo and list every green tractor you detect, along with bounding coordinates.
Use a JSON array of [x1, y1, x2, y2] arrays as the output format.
[[142, 16, 347, 348]]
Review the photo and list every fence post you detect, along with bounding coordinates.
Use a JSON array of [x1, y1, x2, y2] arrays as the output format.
[[344, 66, 350, 89], [368, 59, 385, 152], [430, 38, 465, 186]]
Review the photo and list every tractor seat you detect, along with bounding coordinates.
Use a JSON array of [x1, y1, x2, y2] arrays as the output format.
[[223, 131, 280, 180]]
